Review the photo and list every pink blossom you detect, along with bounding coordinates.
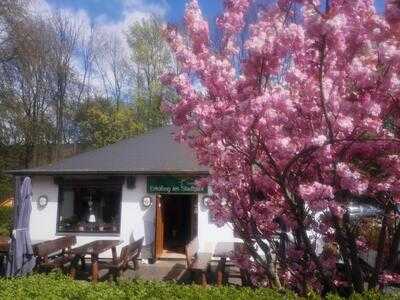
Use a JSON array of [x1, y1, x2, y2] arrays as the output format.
[[386, 0, 400, 26], [379, 272, 400, 285], [329, 203, 345, 219], [337, 163, 369, 195], [217, 0, 250, 56], [165, 0, 400, 290], [184, 0, 209, 54], [299, 182, 334, 203], [311, 135, 328, 146], [337, 116, 354, 134]]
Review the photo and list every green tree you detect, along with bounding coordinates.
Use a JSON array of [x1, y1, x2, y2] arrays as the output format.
[[76, 99, 144, 148], [127, 17, 175, 130]]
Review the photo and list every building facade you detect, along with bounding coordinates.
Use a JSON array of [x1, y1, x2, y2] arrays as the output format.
[[9, 127, 236, 259]]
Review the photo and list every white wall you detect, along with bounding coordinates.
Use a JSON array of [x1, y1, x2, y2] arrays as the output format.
[[196, 193, 238, 252], [29, 175, 235, 258], [120, 176, 155, 256], [30, 176, 58, 241]]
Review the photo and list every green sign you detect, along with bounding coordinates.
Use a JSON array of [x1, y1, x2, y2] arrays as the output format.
[[147, 176, 207, 194]]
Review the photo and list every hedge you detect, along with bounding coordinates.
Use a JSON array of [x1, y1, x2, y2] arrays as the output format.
[[0, 273, 296, 300], [0, 273, 399, 300]]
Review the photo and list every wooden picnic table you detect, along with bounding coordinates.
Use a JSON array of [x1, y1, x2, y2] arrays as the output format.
[[70, 240, 122, 283], [0, 237, 47, 253], [0, 237, 47, 275], [213, 242, 244, 286]]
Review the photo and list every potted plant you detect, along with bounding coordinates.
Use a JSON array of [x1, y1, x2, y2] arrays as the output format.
[[77, 221, 85, 232]]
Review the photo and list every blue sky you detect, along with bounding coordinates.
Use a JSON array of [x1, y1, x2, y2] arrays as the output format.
[[45, 0, 386, 24], [45, 0, 223, 24], [32, 0, 387, 97]]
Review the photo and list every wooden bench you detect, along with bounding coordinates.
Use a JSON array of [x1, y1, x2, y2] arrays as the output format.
[[98, 237, 143, 281], [34, 236, 77, 272], [185, 237, 212, 286]]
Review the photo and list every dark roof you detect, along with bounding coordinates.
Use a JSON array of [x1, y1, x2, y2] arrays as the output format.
[[8, 126, 208, 175]]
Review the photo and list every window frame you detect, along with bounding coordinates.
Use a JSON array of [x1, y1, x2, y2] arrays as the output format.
[[56, 177, 124, 235]]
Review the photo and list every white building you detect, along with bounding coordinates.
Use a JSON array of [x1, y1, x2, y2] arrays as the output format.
[[8, 127, 235, 259]]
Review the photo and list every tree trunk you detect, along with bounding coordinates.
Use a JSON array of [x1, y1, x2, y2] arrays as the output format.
[[387, 222, 400, 271]]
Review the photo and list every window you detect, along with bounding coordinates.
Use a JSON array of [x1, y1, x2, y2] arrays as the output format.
[[57, 178, 123, 234]]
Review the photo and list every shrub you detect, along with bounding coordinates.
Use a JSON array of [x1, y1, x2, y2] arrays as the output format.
[[0, 273, 296, 300], [0, 273, 398, 300], [0, 206, 12, 236]]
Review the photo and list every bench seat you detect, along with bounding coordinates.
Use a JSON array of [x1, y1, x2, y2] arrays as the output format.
[[34, 236, 77, 272], [185, 238, 212, 286], [40, 254, 75, 269], [190, 252, 212, 271], [97, 238, 143, 281]]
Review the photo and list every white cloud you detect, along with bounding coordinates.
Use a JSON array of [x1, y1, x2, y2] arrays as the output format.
[[29, 0, 169, 46], [102, 0, 168, 49], [122, 0, 169, 15], [28, 0, 169, 100], [29, 0, 93, 37], [29, 0, 52, 16]]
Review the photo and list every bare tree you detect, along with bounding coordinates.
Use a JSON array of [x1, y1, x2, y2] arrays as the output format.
[[47, 11, 78, 159], [0, 0, 28, 63], [94, 32, 132, 108], [0, 14, 54, 167], [0, 6, 81, 166], [75, 24, 96, 104]]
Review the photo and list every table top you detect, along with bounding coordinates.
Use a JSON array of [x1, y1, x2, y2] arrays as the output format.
[[71, 240, 122, 256], [213, 242, 244, 258], [0, 236, 10, 253]]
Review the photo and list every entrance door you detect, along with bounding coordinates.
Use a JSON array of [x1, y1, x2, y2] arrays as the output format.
[[154, 194, 197, 258]]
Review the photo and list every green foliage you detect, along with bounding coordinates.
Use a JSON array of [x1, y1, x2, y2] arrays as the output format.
[[134, 95, 169, 131], [326, 289, 400, 300], [0, 174, 12, 203], [0, 206, 12, 236], [0, 273, 398, 300], [77, 99, 144, 148], [0, 145, 24, 201], [127, 17, 176, 131], [0, 273, 293, 300]]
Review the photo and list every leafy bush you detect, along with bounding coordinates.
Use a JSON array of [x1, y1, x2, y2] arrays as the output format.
[[0, 273, 398, 300], [0, 273, 295, 300], [0, 206, 12, 236]]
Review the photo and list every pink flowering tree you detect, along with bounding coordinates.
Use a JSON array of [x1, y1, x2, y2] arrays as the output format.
[[163, 0, 400, 294]]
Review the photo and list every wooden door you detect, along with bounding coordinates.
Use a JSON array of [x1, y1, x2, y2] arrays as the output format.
[[155, 195, 164, 258]]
